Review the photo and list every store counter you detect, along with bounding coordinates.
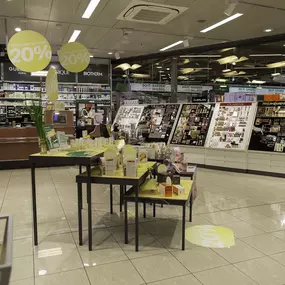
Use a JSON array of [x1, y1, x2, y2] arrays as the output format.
[[0, 126, 75, 167]]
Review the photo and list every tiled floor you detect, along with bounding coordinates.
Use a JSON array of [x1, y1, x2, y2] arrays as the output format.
[[1, 167, 285, 285]]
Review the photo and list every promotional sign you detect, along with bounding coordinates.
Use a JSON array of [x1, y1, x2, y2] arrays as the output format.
[[7, 30, 52, 72], [58, 42, 90, 73], [6, 106, 16, 118], [46, 67, 58, 102], [78, 64, 109, 84], [186, 225, 235, 248]]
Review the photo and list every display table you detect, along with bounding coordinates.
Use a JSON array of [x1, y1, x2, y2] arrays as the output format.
[[29, 148, 106, 247], [76, 161, 156, 251], [124, 179, 194, 250]]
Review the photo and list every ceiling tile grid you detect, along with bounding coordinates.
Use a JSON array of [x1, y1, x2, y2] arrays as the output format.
[[0, 0, 284, 58]]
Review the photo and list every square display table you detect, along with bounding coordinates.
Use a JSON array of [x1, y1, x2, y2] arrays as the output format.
[[76, 161, 157, 251], [29, 148, 106, 246], [124, 179, 194, 250]]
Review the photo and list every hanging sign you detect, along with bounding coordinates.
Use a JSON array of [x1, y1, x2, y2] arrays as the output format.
[[46, 67, 58, 102], [7, 30, 52, 72], [78, 64, 109, 84], [58, 42, 90, 72]]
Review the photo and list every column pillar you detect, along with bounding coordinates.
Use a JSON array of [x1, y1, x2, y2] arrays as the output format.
[[170, 57, 178, 103]]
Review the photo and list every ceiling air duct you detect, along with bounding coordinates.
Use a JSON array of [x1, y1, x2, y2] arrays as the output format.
[[117, 0, 188, 25]]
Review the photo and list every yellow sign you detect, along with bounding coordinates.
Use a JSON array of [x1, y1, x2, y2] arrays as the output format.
[[46, 67, 58, 102], [58, 42, 90, 72], [186, 225, 235, 248], [7, 30, 52, 72]]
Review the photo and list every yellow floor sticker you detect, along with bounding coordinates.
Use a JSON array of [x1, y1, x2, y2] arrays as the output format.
[[186, 225, 235, 248]]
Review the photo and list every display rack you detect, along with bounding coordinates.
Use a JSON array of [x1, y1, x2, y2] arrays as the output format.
[[249, 101, 285, 153], [112, 105, 145, 132], [171, 103, 214, 146], [137, 104, 180, 143], [205, 102, 257, 150]]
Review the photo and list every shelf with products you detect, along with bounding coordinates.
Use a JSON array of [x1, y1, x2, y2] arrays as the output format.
[[137, 104, 180, 143], [249, 102, 285, 153], [205, 102, 257, 150], [170, 103, 215, 146]]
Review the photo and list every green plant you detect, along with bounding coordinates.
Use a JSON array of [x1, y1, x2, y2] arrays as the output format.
[[25, 97, 45, 140]]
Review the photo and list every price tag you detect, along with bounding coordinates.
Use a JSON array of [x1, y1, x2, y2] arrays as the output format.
[[46, 67, 58, 102], [58, 42, 90, 73], [7, 30, 52, 72]]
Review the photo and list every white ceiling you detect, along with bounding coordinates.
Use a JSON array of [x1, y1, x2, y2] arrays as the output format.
[[0, 0, 285, 59]]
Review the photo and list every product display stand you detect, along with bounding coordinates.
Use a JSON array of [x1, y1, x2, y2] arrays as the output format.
[[76, 162, 156, 251], [29, 149, 105, 247]]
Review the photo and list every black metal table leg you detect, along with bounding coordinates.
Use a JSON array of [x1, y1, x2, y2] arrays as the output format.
[[87, 164, 92, 251], [124, 199, 128, 244], [189, 193, 193, 222], [31, 163, 38, 246], [110, 184, 113, 214], [78, 182, 83, 246], [182, 204, 186, 250], [153, 203, 156, 217], [79, 165, 82, 174], [120, 185, 123, 212], [143, 203, 146, 218], [135, 185, 139, 252]]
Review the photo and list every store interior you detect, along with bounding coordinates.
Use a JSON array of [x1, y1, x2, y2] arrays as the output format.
[[1, 1, 285, 285]]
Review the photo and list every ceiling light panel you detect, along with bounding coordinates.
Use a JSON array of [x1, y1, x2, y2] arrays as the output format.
[[160, 40, 183, 51], [68, 30, 81, 42], [200, 13, 243, 33], [82, 0, 101, 19]]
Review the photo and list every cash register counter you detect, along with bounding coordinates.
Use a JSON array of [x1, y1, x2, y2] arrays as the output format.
[[0, 126, 75, 169]]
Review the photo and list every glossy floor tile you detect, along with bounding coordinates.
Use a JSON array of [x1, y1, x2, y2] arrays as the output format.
[[2, 167, 285, 285]]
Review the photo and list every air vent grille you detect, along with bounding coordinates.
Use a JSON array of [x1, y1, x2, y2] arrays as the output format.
[[117, 0, 188, 25], [132, 9, 170, 22]]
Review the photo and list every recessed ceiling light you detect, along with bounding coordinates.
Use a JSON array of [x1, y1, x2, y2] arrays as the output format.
[[166, 68, 170, 70], [15, 27, 21, 32], [264, 29, 273, 32], [156, 66, 162, 69], [68, 30, 81, 42], [200, 13, 243, 33], [159, 40, 183, 51], [108, 52, 113, 55], [82, 0, 101, 19], [90, 55, 94, 58]]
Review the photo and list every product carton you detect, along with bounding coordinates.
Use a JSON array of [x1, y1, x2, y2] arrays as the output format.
[[173, 185, 185, 195], [159, 183, 172, 197]]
